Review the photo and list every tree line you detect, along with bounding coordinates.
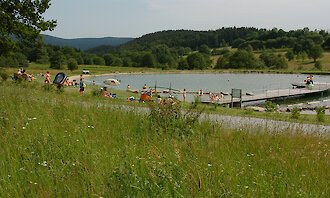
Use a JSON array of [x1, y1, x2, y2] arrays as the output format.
[[1, 27, 329, 70]]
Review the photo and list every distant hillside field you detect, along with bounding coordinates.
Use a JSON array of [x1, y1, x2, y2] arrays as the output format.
[[41, 34, 134, 50]]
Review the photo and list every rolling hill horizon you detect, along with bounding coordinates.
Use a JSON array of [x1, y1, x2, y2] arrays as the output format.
[[41, 34, 135, 50]]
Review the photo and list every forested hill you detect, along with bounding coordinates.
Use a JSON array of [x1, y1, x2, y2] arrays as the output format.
[[89, 27, 329, 53], [41, 35, 134, 50], [2, 27, 329, 71]]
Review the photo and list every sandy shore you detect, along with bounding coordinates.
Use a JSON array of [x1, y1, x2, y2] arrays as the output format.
[[68, 71, 204, 81], [68, 70, 280, 81]]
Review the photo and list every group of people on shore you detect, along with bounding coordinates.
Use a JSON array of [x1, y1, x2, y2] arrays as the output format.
[[305, 75, 314, 85], [137, 84, 225, 104], [209, 91, 224, 102], [13, 67, 34, 81], [305, 75, 315, 88], [42, 72, 86, 95], [99, 87, 115, 98]]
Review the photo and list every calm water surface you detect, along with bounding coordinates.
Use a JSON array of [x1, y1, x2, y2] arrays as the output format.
[[86, 73, 330, 105]]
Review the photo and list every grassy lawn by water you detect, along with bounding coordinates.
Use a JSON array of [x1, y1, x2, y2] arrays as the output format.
[[4, 50, 330, 78], [0, 79, 329, 197]]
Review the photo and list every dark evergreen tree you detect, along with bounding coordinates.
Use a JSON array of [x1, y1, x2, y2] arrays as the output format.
[[141, 53, 156, 67], [50, 51, 66, 69], [67, 58, 78, 71]]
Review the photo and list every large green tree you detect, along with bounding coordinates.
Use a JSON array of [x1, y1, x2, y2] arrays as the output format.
[[0, 0, 56, 55], [67, 58, 78, 71], [227, 50, 258, 69], [141, 53, 156, 68], [187, 52, 209, 70], [50, 51, 66, 69], [308, 45, 324, 62]]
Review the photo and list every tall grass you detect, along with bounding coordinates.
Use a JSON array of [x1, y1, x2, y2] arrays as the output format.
[[0, 81, 329, 197]]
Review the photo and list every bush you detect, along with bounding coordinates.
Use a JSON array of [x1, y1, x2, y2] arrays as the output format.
[[265, 101, 276, 112], [67, 58, 78, 71], [147, 100, 203, 139], [50, 51, 66, 69], [291, 107, 300, 119], [314, 61, 322, 70], [315, 106, 326, 122], [0, 70, 9, 81]]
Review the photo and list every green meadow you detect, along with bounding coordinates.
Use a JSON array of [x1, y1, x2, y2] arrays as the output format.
[[0, 78, 329, 197]]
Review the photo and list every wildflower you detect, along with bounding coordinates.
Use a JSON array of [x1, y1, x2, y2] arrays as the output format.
[[22, 127, 26, 130], [39, 161, 47, 167], [33, 117, 37, 120], [245, 186, 249, 189], [208, 163, 212, 167], [34, 182, 37, 185]]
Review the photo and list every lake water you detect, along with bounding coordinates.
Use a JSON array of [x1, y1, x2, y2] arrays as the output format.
[[86, 73, 330, 106]]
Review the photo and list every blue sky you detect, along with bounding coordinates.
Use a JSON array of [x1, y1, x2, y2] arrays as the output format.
[[43, 0, 330, 39]]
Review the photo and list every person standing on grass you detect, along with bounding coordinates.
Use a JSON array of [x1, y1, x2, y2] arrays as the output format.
[[183, 89, 187, 102], [80, 77, 85, 96], [45, 71, 50, 83]]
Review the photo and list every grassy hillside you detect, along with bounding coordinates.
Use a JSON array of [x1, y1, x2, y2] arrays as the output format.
[[0, 79, 329, 197], [210, 48, 330, 72]]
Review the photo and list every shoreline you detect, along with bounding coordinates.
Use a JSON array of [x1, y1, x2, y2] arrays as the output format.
[[69, 70, 330, 81]]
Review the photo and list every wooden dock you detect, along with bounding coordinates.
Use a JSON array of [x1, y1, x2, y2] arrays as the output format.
[[202, 83, 330, 105]]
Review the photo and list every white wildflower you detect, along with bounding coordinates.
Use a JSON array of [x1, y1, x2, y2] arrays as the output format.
[[39, 161, 47, 167]]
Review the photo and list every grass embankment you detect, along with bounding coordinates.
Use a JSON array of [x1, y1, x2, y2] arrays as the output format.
[[5, 51, 330, 78], [0, 81, 329, 197], [48, 82, 330, 126], [2, 66, 330, 125], [201, 104, 330, 125]]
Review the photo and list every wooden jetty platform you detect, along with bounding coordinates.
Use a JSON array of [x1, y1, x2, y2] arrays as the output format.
[[202, 83, 330, 105]]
